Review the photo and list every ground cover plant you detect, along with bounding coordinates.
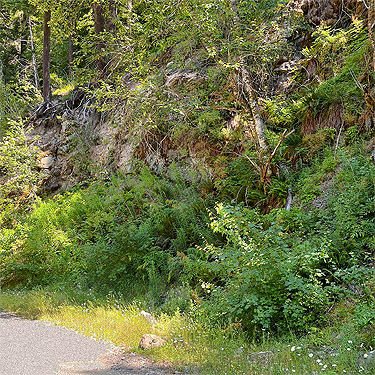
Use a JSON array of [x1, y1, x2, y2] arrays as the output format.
[[1, 149, 375, 364], [1, 0, 375, 374], [1, 285, 375, 375], [0, 165, 218, 295]]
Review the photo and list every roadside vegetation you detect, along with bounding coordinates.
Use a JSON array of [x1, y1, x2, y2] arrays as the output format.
[[1, 1, 375, 374]]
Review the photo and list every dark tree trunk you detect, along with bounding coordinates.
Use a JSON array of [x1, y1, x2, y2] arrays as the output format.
[[68, 35, 74, 77], [369, 1, 375, 76], [43, 10, 51, 102], [28, 16, 40, 91], [107, 0, 117, 34], [93, 1, 106, 73]]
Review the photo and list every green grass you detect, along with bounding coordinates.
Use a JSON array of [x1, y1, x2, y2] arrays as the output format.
[[1, 288, 374, 375]]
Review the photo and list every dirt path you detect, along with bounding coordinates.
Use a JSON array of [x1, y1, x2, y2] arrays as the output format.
[[0, 311, 181, 375]]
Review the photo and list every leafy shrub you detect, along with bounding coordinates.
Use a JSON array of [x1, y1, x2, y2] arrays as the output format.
[[324, 152, 375, 266], [196, 147, 375, 332], [0, 167, 216, 298], [0, 120, 41, 224], [197, 204, 331, 332]]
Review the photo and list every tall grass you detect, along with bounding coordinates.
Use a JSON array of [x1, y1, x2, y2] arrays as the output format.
[[1, 288, 375, 375]]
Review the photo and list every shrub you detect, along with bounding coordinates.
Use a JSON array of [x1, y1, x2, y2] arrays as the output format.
[[0, 120, 41, 224], [197, 204, 331, 332], [0, 167, 216, 298]]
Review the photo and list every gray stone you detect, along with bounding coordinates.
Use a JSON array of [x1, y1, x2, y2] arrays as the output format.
[[39, 155, 54, 169], [140, 310, 157, 328], [138, 334, 166, 350]]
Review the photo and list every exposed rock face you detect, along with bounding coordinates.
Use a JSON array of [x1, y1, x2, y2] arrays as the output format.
[[300, 0, 367, 26], [165, 69, 207, 87], [38, 154, 54, 169], [27, 92, 136, 193], [138, 334, 166, 350]]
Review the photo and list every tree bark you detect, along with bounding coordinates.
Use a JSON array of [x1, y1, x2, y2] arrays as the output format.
[[43, 10, 51, 102], [68, 35, 74, 77], [127, 0, 133, 32], [229, 0, 240, 25], [28, 16, 40, 91], [285, 188, 293, 211], [93, 1, 106, 74], [229, 0, 268, 151], [107, 0, 117, 34], [240, 60, 269, 151], [369, 1, 375, 76]]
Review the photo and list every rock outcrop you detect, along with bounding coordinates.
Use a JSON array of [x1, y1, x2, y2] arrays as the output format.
[[26, 91, 136, 193], [300, 0, 367, 26]]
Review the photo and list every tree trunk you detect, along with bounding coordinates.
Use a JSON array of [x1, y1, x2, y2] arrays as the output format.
[[229, 0, 268, 151], [43, 10, 51, 103], [28, 16, 40, 91], [240, 61, 269, 151], [229, 0, 240, 25], [369, 1, 375, 76], [285, 188, 293, 211], [107, 0, 117, 34], [68, 35, 74, 78], [127, 0, 133, 32], [93, 1, 106, 74]]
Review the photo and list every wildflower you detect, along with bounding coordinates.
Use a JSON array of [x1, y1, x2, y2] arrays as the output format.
[[309, 353, 314, 358], [291, 346, 296, 352], [348, 340, 353, 344], [364, 353, 368, 358], [347, 348, 351, 351]]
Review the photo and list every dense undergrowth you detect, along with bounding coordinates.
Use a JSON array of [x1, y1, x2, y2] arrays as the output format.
[[1, 147, 375, 333], [1, 284, 375, 375], [1, 1, 375, 374], [2, 135, 375, 375]]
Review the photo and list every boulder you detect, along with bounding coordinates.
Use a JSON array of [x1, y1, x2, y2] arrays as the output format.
[[39, 155, 54, 169], [138, 334, 166, 350]]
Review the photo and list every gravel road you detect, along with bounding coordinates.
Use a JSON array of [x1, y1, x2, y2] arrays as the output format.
[[0, 311, 180, 375]]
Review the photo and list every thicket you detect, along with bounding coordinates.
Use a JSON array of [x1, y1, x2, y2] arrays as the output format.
[[1, 148, 374, 335], [1, 0, 375, 346], [0, 166, 217, 298]]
